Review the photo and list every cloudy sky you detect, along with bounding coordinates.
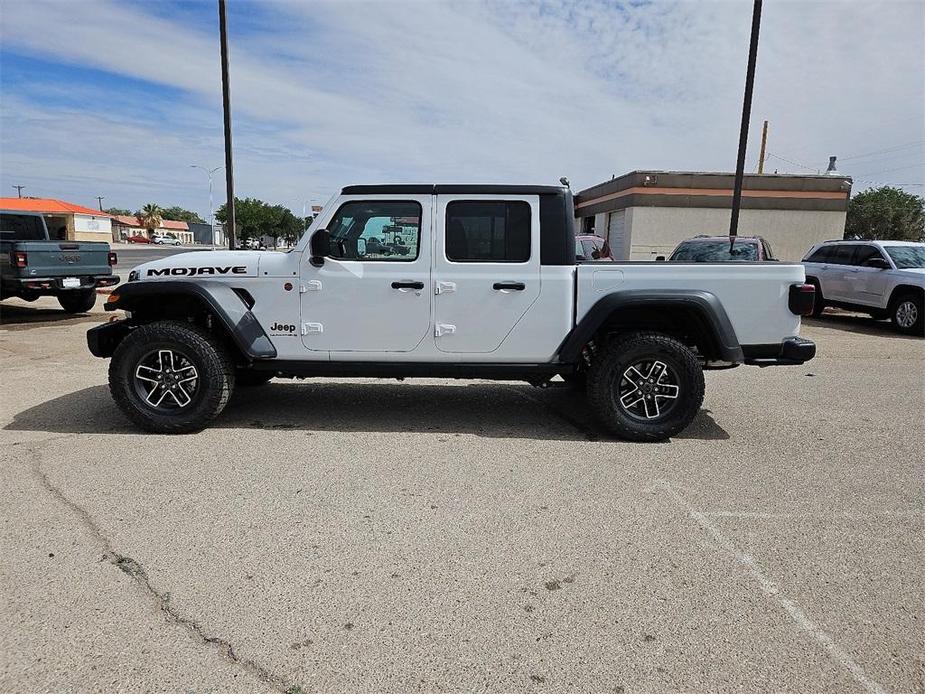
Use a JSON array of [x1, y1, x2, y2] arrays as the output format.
[[1, 0, 923, 218]]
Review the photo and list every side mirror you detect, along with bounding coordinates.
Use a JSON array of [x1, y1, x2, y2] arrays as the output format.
[[655, 255, 666, 262], [310, 229, 330, 266], [867, 257, 890, 269]]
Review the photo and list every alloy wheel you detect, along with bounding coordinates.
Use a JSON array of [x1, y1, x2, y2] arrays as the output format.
[[133, 349, 200, 410], [895, 300, 918, 329], [617, 359, 680, 420]]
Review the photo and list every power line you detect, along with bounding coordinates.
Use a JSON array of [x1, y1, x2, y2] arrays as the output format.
[[853, 161, 925, 178], [765, 152, 821, 173], [840, 140, 925, 162]]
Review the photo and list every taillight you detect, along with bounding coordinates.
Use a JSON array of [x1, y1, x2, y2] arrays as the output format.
[[12, 251, 27, 268], [108, 252, 118, 266], [788, 283, 815, 316]]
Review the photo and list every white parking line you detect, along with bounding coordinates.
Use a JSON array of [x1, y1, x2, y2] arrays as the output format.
[[703, 510, 922, 520], [656, 479, 886, 694]]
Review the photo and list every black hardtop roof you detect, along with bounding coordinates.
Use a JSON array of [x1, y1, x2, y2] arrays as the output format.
[[340, 184, 567, 196]]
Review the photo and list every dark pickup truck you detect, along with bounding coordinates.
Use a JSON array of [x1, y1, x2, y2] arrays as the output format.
[[1, 210, 119, 313]]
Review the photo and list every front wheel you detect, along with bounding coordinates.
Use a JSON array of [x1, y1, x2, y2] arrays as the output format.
[[586, 331, 705, 441], [109, 321, 235, 433], [58, 289, 97, 313], [891, 293, 923, 336]]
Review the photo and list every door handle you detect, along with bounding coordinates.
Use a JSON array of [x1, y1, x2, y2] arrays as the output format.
[[493, 282, 525, 291], [391, 281, 424, 290]]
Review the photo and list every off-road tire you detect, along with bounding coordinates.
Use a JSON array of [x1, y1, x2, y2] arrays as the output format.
[[808, 280, 826, 318], [109, 321, 235, 433], [586, 331, 705, 442], [890, 292, 923, 336], [235, 369, 274, 387], [58, 289, 97, 313]]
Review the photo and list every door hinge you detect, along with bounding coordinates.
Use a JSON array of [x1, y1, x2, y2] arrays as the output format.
[[301, 280, 322, 293], [435, 281, 456, 295], [302, 322, 323, 335], [435, 323, 456, 337]]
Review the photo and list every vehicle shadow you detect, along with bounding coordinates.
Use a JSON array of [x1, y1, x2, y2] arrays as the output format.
[[0, 302, 105, 329], [6, 382, 730, 442], [804, 311, 918, 339]]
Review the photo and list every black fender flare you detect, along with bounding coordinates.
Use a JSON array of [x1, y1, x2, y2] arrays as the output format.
[[95, 280, 276, 359], [557, 289, 743, 363]]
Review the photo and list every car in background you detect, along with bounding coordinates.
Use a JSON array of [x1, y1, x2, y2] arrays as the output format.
[[663, 235, 776, 262], [575, 234, 612, 261], [126, 234, 151, 244], [802, 239, 924, 335], [1, 210, 118, 313], [152, 234, 181, 246]]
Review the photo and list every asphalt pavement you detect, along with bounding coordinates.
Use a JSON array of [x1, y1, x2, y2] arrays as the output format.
[[1, 298, 922, 693]]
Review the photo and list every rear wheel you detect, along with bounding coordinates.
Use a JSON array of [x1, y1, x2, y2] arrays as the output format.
[[58, 289, 96, 313], [586, 331, 704, 441], [109, 321, 235, 433], [890, 293, 923, 336]]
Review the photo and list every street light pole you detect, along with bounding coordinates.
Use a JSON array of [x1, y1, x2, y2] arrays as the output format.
[[729, 0, 763, 239], [218, 0, 236, 250], [191, 164, 224, 245]]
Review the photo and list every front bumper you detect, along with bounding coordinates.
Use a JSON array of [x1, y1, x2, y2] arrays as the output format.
[[743, 336, 816, 366], [87, 319, 131, 358]]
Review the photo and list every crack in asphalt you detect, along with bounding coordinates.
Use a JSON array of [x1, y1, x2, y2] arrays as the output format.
[[24, 435, 292, 693]]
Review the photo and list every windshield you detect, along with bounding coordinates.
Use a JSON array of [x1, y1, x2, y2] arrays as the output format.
[[884, 245, 925, 269], [670, 240, 758, 262]]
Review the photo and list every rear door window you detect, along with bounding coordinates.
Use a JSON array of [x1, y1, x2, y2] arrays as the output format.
[[0, 213, 46, 241], [445, 201, 531, 263], [830, 245, 857, 265]]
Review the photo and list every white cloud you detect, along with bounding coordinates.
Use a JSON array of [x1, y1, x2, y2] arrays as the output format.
[[1, 0, 922, 216]]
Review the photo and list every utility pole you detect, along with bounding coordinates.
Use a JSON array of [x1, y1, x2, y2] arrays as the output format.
[[756, 120, 768, 174], [729, 0, 763, 238], [12, 185, 25, 198], [218, 0, 236, 250], [97, 196, 105, 211], [191, 165, 223, 245]]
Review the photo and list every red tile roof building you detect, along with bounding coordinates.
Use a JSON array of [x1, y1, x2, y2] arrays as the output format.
[[0, 197, 112, 242]]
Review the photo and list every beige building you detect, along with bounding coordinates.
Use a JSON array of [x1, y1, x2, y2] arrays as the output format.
[[574, 171, 853, 261], [111, 215, 194, 245], [0, 197, 112, 242]]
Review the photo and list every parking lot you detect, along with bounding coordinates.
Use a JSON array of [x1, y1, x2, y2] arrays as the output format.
[[1, 299, 922, 693]]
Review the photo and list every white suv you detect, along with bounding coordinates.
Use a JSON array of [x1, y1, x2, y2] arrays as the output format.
[[802, 240, 924, 335]]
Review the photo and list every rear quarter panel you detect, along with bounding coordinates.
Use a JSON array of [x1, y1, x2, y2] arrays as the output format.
[[577, 262, 805, 346]]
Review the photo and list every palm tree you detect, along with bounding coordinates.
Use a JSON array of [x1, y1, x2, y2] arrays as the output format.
[[138, 203, 163, 239]]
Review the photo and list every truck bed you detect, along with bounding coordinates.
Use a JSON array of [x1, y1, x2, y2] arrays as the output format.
[[576, 262, 805, 347]]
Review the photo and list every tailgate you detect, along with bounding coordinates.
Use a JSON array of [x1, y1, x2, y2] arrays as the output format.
[[11, 241, 113, 278]]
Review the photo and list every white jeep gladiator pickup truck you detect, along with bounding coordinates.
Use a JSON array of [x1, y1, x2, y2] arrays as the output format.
[[88, 184, 816, 439]]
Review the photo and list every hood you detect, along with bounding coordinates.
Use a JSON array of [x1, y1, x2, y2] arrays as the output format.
[[130, 250, 263, 281]]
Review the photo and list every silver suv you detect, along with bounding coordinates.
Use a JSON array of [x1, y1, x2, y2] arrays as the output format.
[[802, 240, 924, 335]]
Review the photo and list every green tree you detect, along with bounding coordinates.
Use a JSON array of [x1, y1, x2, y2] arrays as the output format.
[[844, 186, 924, 242], [104, 207, 133, 216], [138, 203, 163, 238], [160, 206, 205, 224], [215, 197, 304, 247]]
